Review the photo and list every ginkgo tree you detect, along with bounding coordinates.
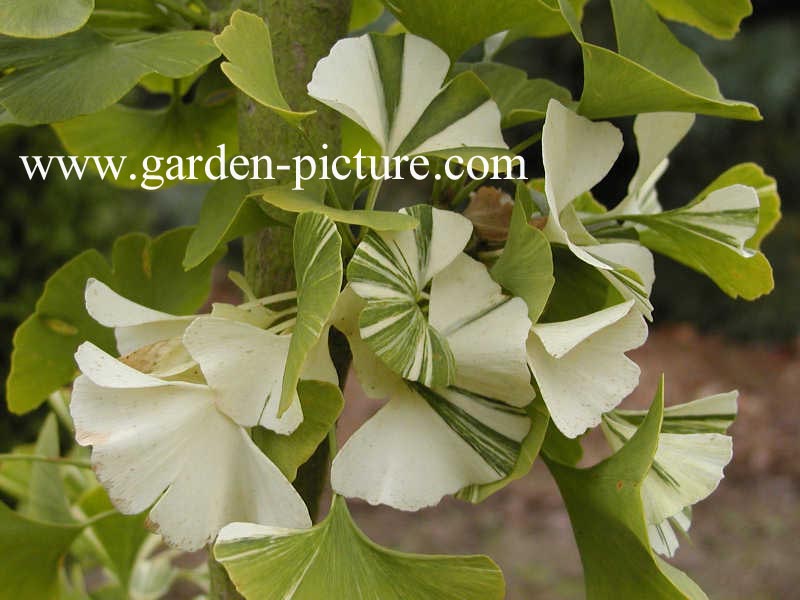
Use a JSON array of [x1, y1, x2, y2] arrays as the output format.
[[0, 1, 781, 599]]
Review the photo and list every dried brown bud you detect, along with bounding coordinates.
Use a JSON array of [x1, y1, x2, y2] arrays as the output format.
[[463, 186, 514, 242]]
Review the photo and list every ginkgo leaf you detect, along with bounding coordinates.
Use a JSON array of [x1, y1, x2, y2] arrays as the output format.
[[380, 0, 585, 61], [490, 185, 555, 322], [214, 10, 314, 126], [608, 112, 696, 218], [528, 300, 647, 438], [456, 62, 573, 128], [71, 343, 311, 551], [85, 279, 196, 356], [0, 29, 220, 124], [308, 33, 506, 160], [0, 0, 94, 38], [558, 0, 760, 120], [279, 213, 342, 415], [631, 185, 768, 299], [256, 185, 419, 231], [184, 179, 277, 270], [253, 380, 344, 481], [0, 502, 84, 600], [350, 0, 384, 30], [646, 0, 752, 39], [540, 100, 655, 316], [7, 228, 220, 414], [24, 414, 73, 524], [53, 66, 238, 189], [603, 391, 736, 526], [546, 380, 710, 599], [214, 496, 505, 600], [347, 205, 473, 387], [183, 317, 303, 435], [333, 257, 534, 510], [648, 507, 691, 558]]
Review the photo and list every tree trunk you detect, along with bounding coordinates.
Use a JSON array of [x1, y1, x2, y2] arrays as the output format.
[[211, 1, 351, 597]]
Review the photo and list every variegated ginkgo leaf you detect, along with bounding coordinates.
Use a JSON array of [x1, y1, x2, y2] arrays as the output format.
[[214, 496, 505, 600], [70, 343, 311, 551], [348, 205, 473, 387], [279, 212, 342, 416], [332, 254, 534, 511], [307, 33, 506, 159], [540, 99, 656, 317], [527, 300, 647, 438], [85, 278, 195, 356], [602, 391, 737, 554]]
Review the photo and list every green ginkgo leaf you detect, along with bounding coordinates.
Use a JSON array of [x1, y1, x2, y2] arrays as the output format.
[[253, 380, 344, 481], [558, 0, 760, 120], [490, 184, 555, 322], [184, 180, 278, 270], [279, 213, 343, 415], [350, 0, 384, 31], [545, 379, 709, 599], [53, 67, 238, 190], [24, 414, 74, 524], [456, 62, 574, 128], [256, 185, 419, 231], [0, 502, 85, 600], [0, 0, 94, 38], [7, 228, 222, 414], [646, 0, 752, 39], [214, 10, 314, 126], [214, 495, 506, 600], [380, 0, 586, 61], [0, 28, 220, 124]]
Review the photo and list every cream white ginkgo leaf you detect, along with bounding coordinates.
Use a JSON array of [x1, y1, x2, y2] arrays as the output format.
[[332, 254, 534, 511], [70, 342, 311, 551], [648, 507, 691, 559], [540, 99, 656, 317], [347, 205, 473, 387], [602, 391, 737, 555], [85, 278, 196, 355], [608, 112, 696, 218], [308, 33, 506, 158], [527, 300, 648, 439], [183, 316, 338, 435]]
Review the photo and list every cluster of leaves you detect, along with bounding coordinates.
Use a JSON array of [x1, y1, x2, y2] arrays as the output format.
[[0, 1, 782, 599]]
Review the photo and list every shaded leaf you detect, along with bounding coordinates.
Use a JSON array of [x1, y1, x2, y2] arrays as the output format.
[[457, 62, 573, 127], [53, 67, 238, 190], [185, 179, 275, 269], [253, 381, 344, 481], [491, 185, 555, 322], [24, 414, 74, 524], [0, 0, 94, 39], [0, 29, 220, 124]]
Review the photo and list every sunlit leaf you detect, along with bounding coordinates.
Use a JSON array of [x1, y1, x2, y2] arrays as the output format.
[[646, 0, 752, 39]]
